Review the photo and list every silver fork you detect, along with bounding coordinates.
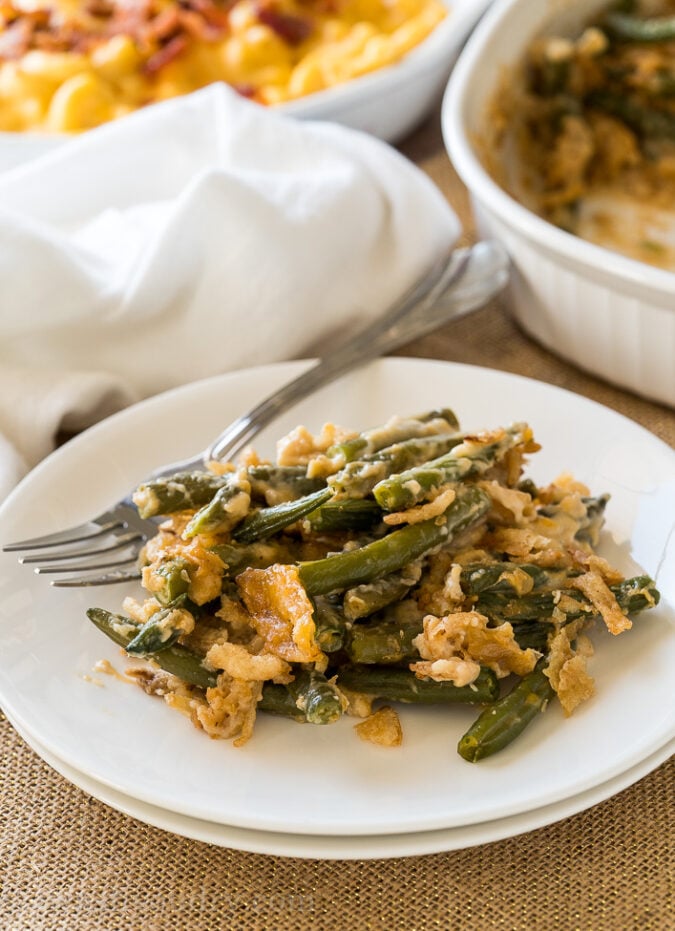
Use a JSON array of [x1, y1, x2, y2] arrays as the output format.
[[3, 240, 509, 587]]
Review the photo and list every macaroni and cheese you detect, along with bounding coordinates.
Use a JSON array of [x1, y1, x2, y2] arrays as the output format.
[[0, 0, 447, 132]]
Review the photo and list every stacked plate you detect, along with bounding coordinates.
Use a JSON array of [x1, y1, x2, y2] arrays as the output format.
[[0, 359, 673, 859]]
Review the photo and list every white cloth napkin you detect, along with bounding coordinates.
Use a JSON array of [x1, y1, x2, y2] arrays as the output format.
[[0, 83, 459, 501]]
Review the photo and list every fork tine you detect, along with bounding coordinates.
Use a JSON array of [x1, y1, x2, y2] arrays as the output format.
[[18, 531, 143, 564], [3, 519, 124, 552], [51, 568, 143, 588], [34, 553, 140, 574]]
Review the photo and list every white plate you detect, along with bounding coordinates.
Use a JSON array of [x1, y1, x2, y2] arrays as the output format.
[[0, 359, 673, 836], [5, 707, 672, 860], [0, 0, 493, 173]]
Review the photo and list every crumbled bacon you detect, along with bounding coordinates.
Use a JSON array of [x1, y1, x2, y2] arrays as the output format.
[[0, 0, 233, 68], [143, 32, 187, 73], [256, 3, 313, 45]]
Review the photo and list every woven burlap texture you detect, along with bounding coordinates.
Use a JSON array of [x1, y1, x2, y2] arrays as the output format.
[[1, 715, 672, 930], [1, 113, 673, 931]]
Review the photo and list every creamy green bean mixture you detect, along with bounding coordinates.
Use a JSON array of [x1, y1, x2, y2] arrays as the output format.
[[88, 410, 659, 759]]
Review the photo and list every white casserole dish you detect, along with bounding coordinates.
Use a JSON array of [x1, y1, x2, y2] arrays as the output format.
[[442, 0, 675, 409]]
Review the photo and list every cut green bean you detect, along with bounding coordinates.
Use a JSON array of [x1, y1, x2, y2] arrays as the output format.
[[458, 660, 554, 762], [184, 472, 251, 537], [312, 595, 349, 653], [328, 434, 464, 499], [346, 621, 420, 665], [343, 567, 420, 620], [298, 485, 491, 596], [210, 539, 301, 577], [247, 464, 325, 502], [86, 607, 217, 689], [306, 498, 384, 533], [460, 563, 556, 596], [327, 409, 459, 463], [126, 601, 196, 656], [287, 669, 343, 724], [132, 471, 228, 519], [373, 424, 528, 511], [337, 664, 499, 705], [233, 487, 333, 544], [150, 557, 191, 606], [477, 575, 659, 624]]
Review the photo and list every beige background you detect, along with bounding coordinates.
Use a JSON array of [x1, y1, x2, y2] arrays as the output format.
[[1, 109, 673, 930]]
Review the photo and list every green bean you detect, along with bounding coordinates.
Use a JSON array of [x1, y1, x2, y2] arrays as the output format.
[[132, 471, 228, 519], [589, 90, 675, 140], [149, 557, 191, 606], [126, 600, 196, 656], [298, 485, 491, 596], [537, 494, 609, 545], [312, 595, 349, 653], [233, 487, 333, 544], [287, 669, 343, 724], [210, 539, 301, 577], [184, 472, 251, 537], [343, 568, 420, 620], [346, 621, 420, 665], [257, 683, 309, 722], [246, 464, 325, 502], [328, 409, 459, 463], [305, 498, 384, 533], [458, 660, 554, 762], [337, 664, 499, 705], [346, 615, 550, 666], [460, 563, 557, 596], [477, 575, 659, 624], [373, 424, 528, 511], [328, 434, 464, 499], [86, 607, 217, 689], [603, 10, 675, 43]]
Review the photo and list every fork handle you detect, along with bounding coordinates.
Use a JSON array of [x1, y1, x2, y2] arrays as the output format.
[[206, 240, 508, 464], [150, 240, 508, 478]]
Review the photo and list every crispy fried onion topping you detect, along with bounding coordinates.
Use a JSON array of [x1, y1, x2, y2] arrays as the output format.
[[237, 564, 324, 664], [571, 570, 632, 635], [206, 641, 292, 683], [545, 620, 595, 716], [354, 706, 403, 747], [127, 665, 262, 746], [383, 486, 456, 526], [410, 610, 540, 686]]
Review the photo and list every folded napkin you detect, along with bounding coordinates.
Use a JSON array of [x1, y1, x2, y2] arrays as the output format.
[[0, 83, 459, 502]]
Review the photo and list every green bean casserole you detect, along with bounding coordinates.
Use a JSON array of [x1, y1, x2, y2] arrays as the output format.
[[88, 408, 660, 761]]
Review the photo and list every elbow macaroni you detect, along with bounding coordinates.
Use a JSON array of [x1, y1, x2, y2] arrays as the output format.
[[0, 0, 448, 133]]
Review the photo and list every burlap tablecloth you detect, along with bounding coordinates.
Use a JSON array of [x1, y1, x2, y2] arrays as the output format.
[[1, 110, 673, 931]]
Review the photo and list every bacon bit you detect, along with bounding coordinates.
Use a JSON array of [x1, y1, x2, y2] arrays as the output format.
[[0, 17, 31, 59], [85, 0, 115, 17], [234, 82, 258, 98], [143, 33, 187, 74], [256, 5, 313, 45], [176, 8, 223, 42], [143, 6, 181, 42]]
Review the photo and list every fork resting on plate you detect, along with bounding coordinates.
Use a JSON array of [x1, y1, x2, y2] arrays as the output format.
[[3, 240, 509, 586]]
